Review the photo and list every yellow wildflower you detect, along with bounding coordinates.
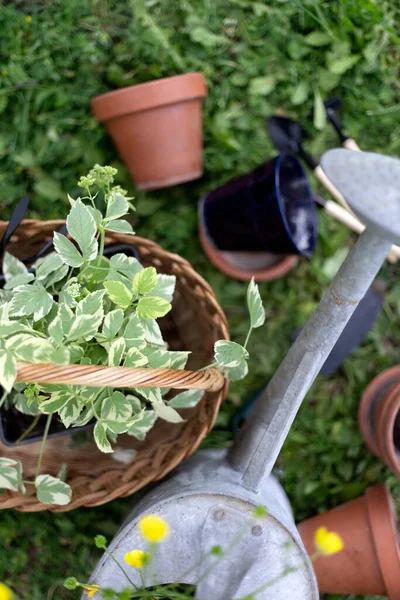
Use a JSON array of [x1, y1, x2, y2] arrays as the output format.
[[314, 526, 344, 555], [1, 70, 7, 77], [25, 16, 32, 23], [82, 584, 100, 597], [0, 583, 13, 600], [124, 549, 151, 568], [139, 514, 169, 543]]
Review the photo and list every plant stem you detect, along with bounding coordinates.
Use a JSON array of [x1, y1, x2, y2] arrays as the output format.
[[198, 361, 218, 372], [243, 326, 252, 350], [102, 547, 138, 589], [35, 414, 52, 479], [15, 414, 41, 444]]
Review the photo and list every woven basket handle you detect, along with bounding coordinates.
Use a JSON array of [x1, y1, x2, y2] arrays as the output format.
[[15, 362, 225, 393]]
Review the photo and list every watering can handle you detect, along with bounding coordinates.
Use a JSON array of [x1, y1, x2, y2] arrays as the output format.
[[15, 362, 225, 392]]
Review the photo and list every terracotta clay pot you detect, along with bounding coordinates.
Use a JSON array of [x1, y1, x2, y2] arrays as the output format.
[[297, 484, 400, 598], [359, 365, 400, 478], [92, 73, 207, 190], [199, 225, 298, 282]]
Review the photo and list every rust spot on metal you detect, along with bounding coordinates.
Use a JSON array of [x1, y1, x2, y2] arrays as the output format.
[[332, 294, 358, 306]]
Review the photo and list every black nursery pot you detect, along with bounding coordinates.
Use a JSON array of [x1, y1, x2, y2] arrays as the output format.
[[199, 152, 317, 257], [0, 242, 140, 446]]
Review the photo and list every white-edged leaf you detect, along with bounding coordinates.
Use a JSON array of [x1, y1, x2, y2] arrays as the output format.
[[105, 220, 135, 235], [35, 253, 64, 281], [104, 280, 133, 309], [66, 198, 98, 261], [127, 409, 157, 440], [124, 314, 146, 349], [169, 389, 204, 409], [105, 420, 129, 434], [35, 474, 72, 506], [50, 346, 70, 365], [0, 321, 36, 338], [152, 274, 176, 302], [108, 253, 142, 286], [223, 359, 249, 381], [214, 340, 249, 368], [108, 337, 126, 366], [48, 304, 74, 345], [39, 392, 70, 414], [53, 232, 83, 268], [9, 284, 54, 321], [101, 391, 132, 422], [59, 398, 83, 428], [247, 278, 266, 329], [142, 347, 189, 370], [76, 290, 105, 316], [126, 394, 143, 414], [136, 296, 171, 319], [123, 348, 148, 367], [72, 406, 94, 427], [0, 457, 21, 491], [132, 267, 157, 295], [0, 349, 17, 393], [104, 192, 129, 222], [99, 308, 124, 342], [69, 345, 85, 363], [14, 392, 40, 416], [4, 272, 35, 289], [66, 311, 104, 342], [313, 87, 326, 131], [94, 421, 113, 453], [5, 334, 54, 362], [135, 386, 162, 403], [3, 252, 27, 280], [153, 400, 184, 423], [139, 317, 164, 345]]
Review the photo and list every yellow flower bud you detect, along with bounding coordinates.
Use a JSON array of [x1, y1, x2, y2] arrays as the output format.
[[139, 514, 169, 543], [124, 549, 151, 569], [25, 15, 32, 23], [0, 583, 13, 600], [314, 526, 344, 555]]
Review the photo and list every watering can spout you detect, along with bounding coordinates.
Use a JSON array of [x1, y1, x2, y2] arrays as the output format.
[[229, 149, 400, 493]]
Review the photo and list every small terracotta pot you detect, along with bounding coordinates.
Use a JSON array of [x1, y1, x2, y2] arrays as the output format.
[[297, 484, 400, 598], [92, 73, 207, 190], [199, 225, 298, 282], [359, 366, 400, 478]]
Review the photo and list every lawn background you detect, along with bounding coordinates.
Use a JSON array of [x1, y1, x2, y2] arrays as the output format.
[[0, 1, 400, 598]]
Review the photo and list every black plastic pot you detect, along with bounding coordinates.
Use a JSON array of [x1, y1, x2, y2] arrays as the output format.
[[0, 242, 140, 446], [199, 152, 317, 257]]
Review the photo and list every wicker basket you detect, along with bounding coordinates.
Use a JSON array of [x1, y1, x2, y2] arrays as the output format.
[[0, 220, 229, 512]]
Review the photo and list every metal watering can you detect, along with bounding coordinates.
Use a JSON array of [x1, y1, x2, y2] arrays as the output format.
[[89, 149, 400, 599]]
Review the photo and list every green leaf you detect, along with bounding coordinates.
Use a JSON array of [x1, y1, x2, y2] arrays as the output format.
[[139, 318, 164, 345], [3, 252, 28, 280], [108, 337, 126, 366], [126, 394, 142, 414], [94, 421, 113, 453], [101, 391, 132, 422], [169, 389, 204, 409], [249, 76, 276, 96], [108, 253, 142, 287], [5, 334, 54, 362], [123, 315, 146, 349], [104, 220, 135, 235], [99, 309, 124, 342], [152, 274, 176, 302], [123, 348, 148, 367], [0, 350, 17, 393], [136, 296, 171, 319], [53, 232, 83, 268], [48, 304, 74, 345], [0, 457, 21, 491], [76, 290, 105, 316], [328, 54, 360, 75], [313, 87, 326, 130], [104, 192, 129, 222], [132, 267, 157, 295], [35, 474, 72, 506], [66, 199, 98, 261], [39, 392, 70, 414], [223, 359, 249, 381], [14, 392, 40, 416], [35, 253, 64, 281], [9, 284, 54, 321], [59, 397, 83, 427], [127, 410, 157, 440], [190, 26, 229, 48], [66, 312, 104, 342], [104, 281, 133, 309], [50, 346, 71, 365], [152, 400, 184, 423], [4, 272, 35, 290], [291, 81, 310, 106], [214, 340, 249, 368], [304, 31, 332, 47], [247, 278, 266, 329]]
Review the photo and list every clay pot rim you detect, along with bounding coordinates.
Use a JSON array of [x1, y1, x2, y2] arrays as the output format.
[[92, 72, 207, 122], [359, 365, 400, 458], [375, 383, 400, 478], [199, 225, 298, 282], [365, 484, 400, 600]]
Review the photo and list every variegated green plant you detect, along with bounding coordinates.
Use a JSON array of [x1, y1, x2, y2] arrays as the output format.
[[0, 165, 265, 506]]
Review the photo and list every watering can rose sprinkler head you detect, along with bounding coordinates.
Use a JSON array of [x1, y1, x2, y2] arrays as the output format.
[[230, 148, 400, 491]]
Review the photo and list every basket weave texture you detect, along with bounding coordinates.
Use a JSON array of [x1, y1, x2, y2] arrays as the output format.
[[0, 220, 229, 512]]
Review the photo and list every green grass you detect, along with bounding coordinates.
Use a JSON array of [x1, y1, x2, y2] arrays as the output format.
[[1, 0, 400, 598]]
